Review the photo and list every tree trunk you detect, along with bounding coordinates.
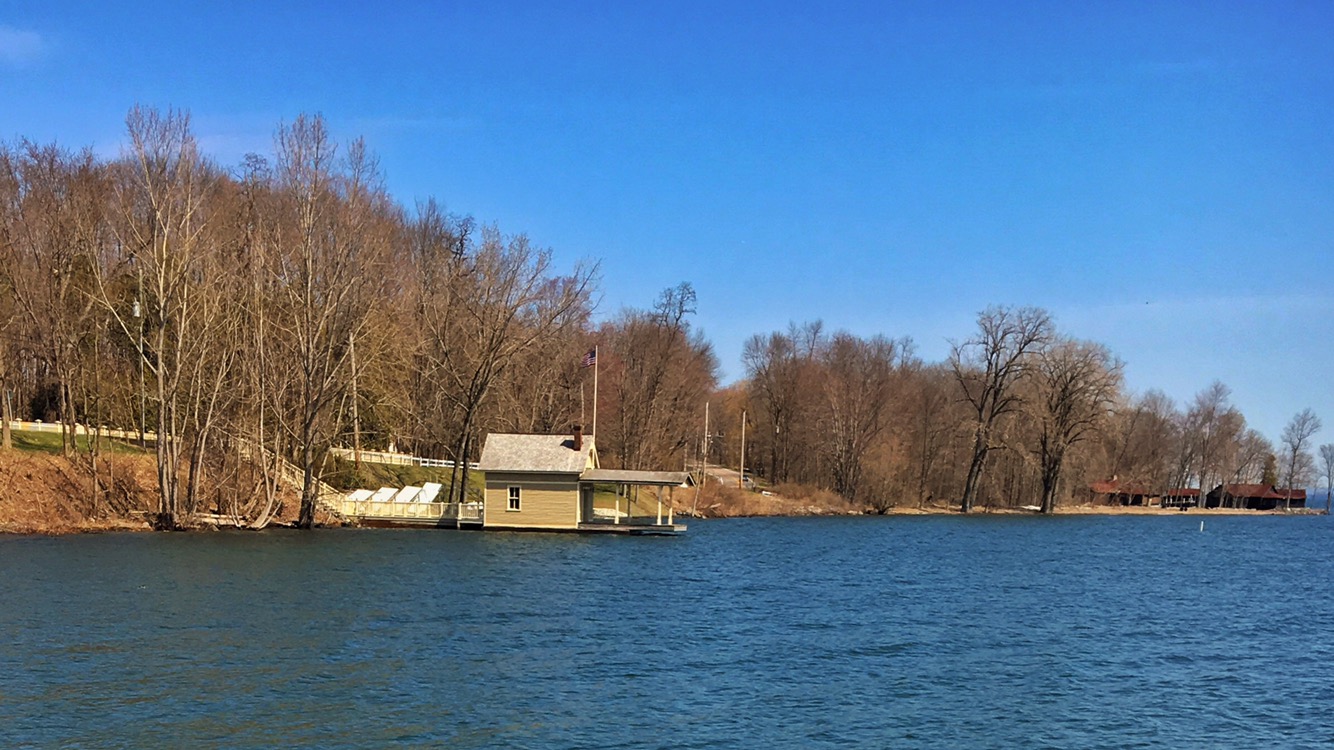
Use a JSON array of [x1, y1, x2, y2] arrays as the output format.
[[298, 439, 317, 529], [1040, 463, 1061, 514], [450, 413, 475, 506], [154, 395, 178, 530], [1, 372, 11, 450], [960, 428, 988, 513]]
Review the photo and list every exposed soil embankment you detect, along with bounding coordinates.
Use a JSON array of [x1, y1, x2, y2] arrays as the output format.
[[0, 448, 329, 534], [0, 450, 158, 534], [688, 481, 860, 518]]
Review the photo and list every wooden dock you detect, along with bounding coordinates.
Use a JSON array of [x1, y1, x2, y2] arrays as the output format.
[[335, 497, 484, 529], [577, 521, 687, 535]]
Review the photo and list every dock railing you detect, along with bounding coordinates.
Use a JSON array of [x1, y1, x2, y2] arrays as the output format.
[[336, 498, 483, 525]]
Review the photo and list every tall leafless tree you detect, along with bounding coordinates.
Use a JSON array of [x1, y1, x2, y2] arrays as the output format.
[[743, 321, 825, 485], [820, 333, 909, 506], [1031, 338, 1122, 513], [434, 229, 594, 503], [1182, 381, 1243, 502], [267, 117, 397, 527], [1107, 390, 1179, 492], [949, 305, 1052, 513], [1279, 408, 1321, 510], [605, 283, 718, 472], [0, 147, 16, 451], [1319, 443, 1334, 514], [2, 143, 108, 455], [94, 107, 221, 528]]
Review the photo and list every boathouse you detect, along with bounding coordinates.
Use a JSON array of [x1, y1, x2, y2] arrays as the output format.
[[476, 426, 691, 533]]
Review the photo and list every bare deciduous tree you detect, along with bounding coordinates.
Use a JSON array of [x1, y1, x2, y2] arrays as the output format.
[[1182, 381, 1243, 503], [2, 143, 107, 455], [95, 107, 220, 528], [605, 282, 718, 472], [908, 364, 959, 508], [268, 117, 396, 527], [434, 229, 595, 503], [949, 305, 1052, 513], [820, 333, 909, 507], [1031, 338, 1122, 513], [743, 321, 824, 485], [0, 146, 17, 451], [1279, 408, 1321, 510], [1107, 390, 1179, 492], [1319, 443, 1334, 514]]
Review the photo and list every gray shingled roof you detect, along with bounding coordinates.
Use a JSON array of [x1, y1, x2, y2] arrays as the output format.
[[477, 433, 595, 474]]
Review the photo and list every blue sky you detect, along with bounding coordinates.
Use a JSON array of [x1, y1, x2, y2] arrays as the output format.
[[2, 1, 1330, 445]]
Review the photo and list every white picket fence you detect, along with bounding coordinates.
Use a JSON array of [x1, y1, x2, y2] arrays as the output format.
[[328, 446, 477, 470], [5, 420, 144, 440]]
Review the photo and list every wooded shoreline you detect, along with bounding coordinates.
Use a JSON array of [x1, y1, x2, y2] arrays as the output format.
[[2, 108, 1330, 531], [4, 504, 1322, 537], [1, 448, 1321, 537]]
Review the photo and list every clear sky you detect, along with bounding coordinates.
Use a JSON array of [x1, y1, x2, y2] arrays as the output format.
[[2, 1, 1330, 445]]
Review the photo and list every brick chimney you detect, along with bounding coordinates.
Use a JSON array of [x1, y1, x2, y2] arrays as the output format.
[[572, 424, 584, 451]]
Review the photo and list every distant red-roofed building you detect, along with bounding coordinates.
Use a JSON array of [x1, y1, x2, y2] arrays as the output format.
[[1089, 479, 1160, 506], [1162, 488, 1200, 509], [1087, 481, 1202, 508], [1205, 484, 1307, 510]]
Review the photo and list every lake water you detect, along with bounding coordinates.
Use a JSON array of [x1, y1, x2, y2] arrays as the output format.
[[2, 515, 1332, 749]]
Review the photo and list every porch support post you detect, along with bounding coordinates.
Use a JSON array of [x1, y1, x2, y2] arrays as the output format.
[[656, 487, 662, 526]]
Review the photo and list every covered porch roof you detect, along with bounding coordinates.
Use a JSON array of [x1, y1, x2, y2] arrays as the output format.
[[580, 469, 694, 487]]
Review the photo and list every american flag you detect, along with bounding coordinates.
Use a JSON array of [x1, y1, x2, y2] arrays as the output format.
[[581, 348, 597, 368]]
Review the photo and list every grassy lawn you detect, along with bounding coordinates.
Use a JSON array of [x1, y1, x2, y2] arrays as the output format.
[[587, 482, 677, 515], [8, 428, 150, 456]]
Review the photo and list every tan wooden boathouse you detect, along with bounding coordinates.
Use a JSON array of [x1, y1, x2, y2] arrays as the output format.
[[477, 426, 690, 534]]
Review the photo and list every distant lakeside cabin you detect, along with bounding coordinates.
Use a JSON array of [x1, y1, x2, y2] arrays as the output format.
[[1088, 480, 1199, 508], [1089, 479, 1307, 510], [1204, 483, 1307, 511], [476, 426, 691, 534]]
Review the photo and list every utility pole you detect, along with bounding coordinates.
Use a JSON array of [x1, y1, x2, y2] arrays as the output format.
[[701, 401, 710, 488], [736, 408, 747, 491]]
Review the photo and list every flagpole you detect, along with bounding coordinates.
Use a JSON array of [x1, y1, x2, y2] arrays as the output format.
[[592, 345, 598, 440]]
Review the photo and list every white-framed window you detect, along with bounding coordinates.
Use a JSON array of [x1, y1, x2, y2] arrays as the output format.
[[507, 486, 521, 511]]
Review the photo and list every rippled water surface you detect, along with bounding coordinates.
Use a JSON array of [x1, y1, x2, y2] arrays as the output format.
[[3, 515, 1333, 748]]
